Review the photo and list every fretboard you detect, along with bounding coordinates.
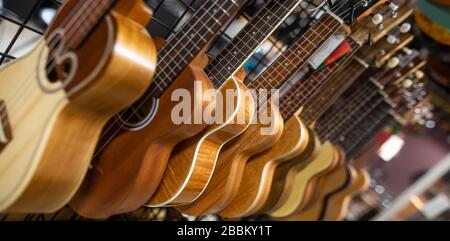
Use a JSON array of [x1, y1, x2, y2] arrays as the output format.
[[279, 38, 360, 122], [206, 0, 303, 89], [300, 56, 367, 126], [339, 106, 392, 155], [249, 13, 342, 109], [346, 116, 395, 160], [316, 80, 382, 142], [149, 0, 245, 97], [49, 0, 115, 49], [333, 101, 391, 145]]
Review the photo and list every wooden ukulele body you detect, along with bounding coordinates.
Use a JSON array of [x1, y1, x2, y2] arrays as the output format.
[[175, 102, 284, 216], [322, 167, 369, 221], [219, 116, 309, 218], [69, 55, 214, 218], [280, 148, 349, 221], [269, 141, 339, 217], [147, 74, 255, 207], [0, 0, 156, 213], [261, 129, 320, 213]]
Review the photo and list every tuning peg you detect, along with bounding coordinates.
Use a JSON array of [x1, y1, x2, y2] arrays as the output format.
[[372, 13, 384, 25], [389, 3, 400, 12], [402, 47, 413, 55], [368, 32, 374, 46], [403, 79, 414, 89], [387, 34, 398, 44], [400, 23, 412, 33], [389, 3, 399, 18], [415, 70, 425, 79], [387, 57, 400, 68]]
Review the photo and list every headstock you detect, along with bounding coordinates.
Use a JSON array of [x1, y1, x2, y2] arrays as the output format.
[[370, 47, 424, 89], [351, 0, 413, 44], [379, 67, 429, 125], [330, 0, 387, 24], [355, 19, 414, 66]]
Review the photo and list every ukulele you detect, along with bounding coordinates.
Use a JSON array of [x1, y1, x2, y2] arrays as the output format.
[[285, 50, 426, 220], [0, 0, 156, 213], [174, 0, 307, 217], [263, 38, 362, 215], [268, 3, 414, 217], [285, 106, 396, 221], [70, 0, 247, 218], [219, 0, 384, 218], [144, 0, 298, 207]]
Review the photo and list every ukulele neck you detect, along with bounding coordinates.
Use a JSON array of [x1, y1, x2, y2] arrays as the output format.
[[46, 0, 116, 49], [150, 0, 246, 97], [249, 13, 342, 111], [300, 55, 368, 126], [279, 37, 361, 122], [206, 0, 303, 89]]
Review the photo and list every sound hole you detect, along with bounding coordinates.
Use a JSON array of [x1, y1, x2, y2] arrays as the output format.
[[115, 97, 159, 131], [0, 100, 12, 153], [40, 29, 78, 92]]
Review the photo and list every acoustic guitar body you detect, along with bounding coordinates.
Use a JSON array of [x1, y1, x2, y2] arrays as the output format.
[[279, 154, 349, 221], [176, 102, 284, 216], [0, 0, 156, 213], [147, 75, 255, 207], [322, 167, 370, 221], [219, 116, 309, 218], [261, 129, 320, 213]]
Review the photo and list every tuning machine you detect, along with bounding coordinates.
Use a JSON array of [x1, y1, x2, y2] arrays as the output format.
[[388, 2, 400, 18]]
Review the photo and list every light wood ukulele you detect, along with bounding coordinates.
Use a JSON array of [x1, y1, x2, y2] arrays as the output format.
[[282, 59, 417, 220], [322, 167, 370, 221], [144, 0, 259, 208], [70, 0, 247, 219], [174, 0, 305, 216], [0, 0, 156, 214], [219, 0, 387, 218], [269, 1, 414, 218], [263, 37, 362, 216], [219, 13, 346, 219]]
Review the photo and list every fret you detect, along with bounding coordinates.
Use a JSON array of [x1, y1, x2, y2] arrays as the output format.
[[322, 80, 379, 120], [217, 4, 231, 17], [206, 0, 304, 88], [230, 0, 239, 7]]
